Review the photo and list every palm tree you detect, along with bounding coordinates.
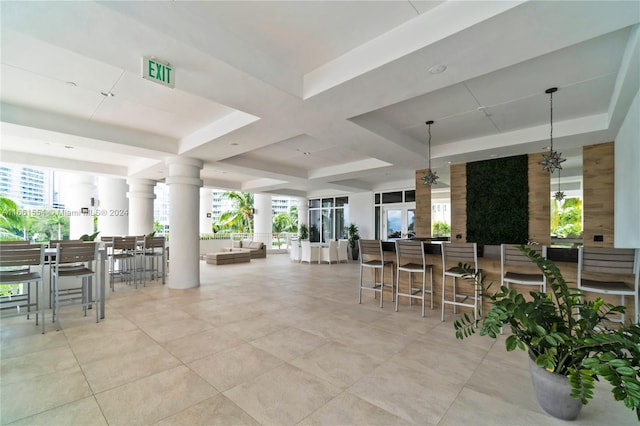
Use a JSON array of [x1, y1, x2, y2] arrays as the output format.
[[48, 211, 65, 240], [272, 212, 295, 248], [0, 197, 26, 240], [216, 191, 254, 233]]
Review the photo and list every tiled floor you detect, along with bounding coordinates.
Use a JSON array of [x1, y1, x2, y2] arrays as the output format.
[[1, 254, 636, 425]]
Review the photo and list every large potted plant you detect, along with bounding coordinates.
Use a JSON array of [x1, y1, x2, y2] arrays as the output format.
[[453, 246, 640, 421], [298, 224, 309, 241], [347, 223, 360, 260]]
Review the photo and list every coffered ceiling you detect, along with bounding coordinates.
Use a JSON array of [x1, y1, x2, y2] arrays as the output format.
[[1, 1, 638, 197]]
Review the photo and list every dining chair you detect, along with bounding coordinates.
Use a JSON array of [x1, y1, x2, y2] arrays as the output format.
[[51, 241, 99, 331], [337, 239, 349, 263], [300, 240, 319, 264], [0, 242, 46, 333], [501, 244, 547, 293], [358, 239, 395, 308], [395, 240, 433, 317], [578, 247, 639, 323], [320, 240, 338, 264], [441, 242, 479, 321]]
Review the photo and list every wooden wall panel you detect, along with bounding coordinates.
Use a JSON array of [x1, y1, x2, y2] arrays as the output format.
[[528, 153, 551, 245], [450, 164, 467, 242], [583, 142, 615, 248], [414, 169, 432, 237]]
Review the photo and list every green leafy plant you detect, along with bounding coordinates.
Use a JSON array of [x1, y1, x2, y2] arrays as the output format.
[[453, 246, 640, 419], [79, 231, 100, 241], [347, 223, 360, 250], [299, 223, 309, 240], [432, 221, 451, 237]]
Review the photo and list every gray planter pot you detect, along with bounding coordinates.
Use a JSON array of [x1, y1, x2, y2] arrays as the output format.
[[529, 356, 582, 420]]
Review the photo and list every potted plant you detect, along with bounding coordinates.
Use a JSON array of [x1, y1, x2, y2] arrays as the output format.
[[299, 224, 309, 241], [453, 246, 640, 421], [347, 223, 360, 261]]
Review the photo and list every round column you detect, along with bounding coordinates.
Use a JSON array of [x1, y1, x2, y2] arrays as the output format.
[[126, 178, 156, 236], [166, 156, 203, 289], [200, 188, 213, 234], [254, 193, 272, 247], [59, 172, 95, 239], [297, 197, 309, 230], [97, 177, 129, 237]]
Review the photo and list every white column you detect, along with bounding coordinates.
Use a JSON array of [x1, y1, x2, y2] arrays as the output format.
[[97, 177, 128, 237], [166, 156, 203, 290], [200, 188, 213, 234], [297, 197, 309, 230], [254, 193, 272, 247], [59, 172, 95, 239], [126, 178, 156, 236]]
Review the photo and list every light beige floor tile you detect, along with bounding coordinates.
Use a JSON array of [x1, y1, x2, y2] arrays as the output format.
[[0, 365, 92, 424], [155, 394, 259, 426], [163, 327, 245, 363], [188, 343, 283, 391], [82, 343, 181, 393], [8, 396, 108, 426], [69, 328, 158, 365], [224, 364, 341, 425], [332, 324, 415, 362], [348, 362, 461, 425], [249, 327, 327, 361], [1, 345, 78, 385], [95, 365, 217, 426], [290, 341, 383, 389], [298, 392, 412, 426], [465, 356, 541, 414], [218, 315, 287, 341], [389, 339, 487, 385], [439, 387, 567, 426], [0, 327, 68, 359], [136, 316, 214, 343]]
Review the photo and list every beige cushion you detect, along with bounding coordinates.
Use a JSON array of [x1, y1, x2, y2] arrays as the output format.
[[232, 241, 242, 248], [241, 239, 252, 248], [248, 241, 264, 250]]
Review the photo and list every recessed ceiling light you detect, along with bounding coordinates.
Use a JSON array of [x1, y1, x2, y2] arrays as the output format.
[[66, 81, 77, 87], [231, 142, 239, 146], [428, 64, 447, 74], [100, 91, 115, 97], [303, 152, 311, 155], [64, 145, 74, 149]]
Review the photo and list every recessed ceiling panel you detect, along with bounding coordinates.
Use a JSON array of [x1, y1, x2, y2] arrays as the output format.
[[488, 74, 617, 133], [466, 27, 630, 108], [1, 64, 103, 118], [403, 110, 498, 145], [179, 1, 421, 73]]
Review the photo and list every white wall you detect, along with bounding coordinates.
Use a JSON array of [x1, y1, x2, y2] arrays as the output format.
[[615, 89, 640, 248], [348, 192, 374, 239]]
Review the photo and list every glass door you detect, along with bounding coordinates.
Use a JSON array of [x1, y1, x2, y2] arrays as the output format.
[[383, 203, 416, 241]]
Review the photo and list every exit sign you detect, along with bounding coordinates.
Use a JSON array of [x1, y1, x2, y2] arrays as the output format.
[[142, 56, 174, 88]]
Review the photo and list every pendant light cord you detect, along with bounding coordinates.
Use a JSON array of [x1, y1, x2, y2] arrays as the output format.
[[427, 122, 432, 169], [549, 90, 554, 152]]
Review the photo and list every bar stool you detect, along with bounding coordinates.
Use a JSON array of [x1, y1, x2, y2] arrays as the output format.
[[441, 242, 479, 321], [578, 247, 639, 324], [143, 236, 166, 284], [501, 244, 547, 292], [358, 239, 395, 308], [395, 240, 433, 317]]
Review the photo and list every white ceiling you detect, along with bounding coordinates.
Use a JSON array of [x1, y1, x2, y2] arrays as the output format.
[[1, 1, 638, 197]]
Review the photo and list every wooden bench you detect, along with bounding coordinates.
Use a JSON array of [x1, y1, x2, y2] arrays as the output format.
[[205, 251, 251, 265]]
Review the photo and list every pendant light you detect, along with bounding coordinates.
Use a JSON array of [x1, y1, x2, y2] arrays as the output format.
[[554, 168, 565, 201], [422, 120, 439, 186], [539, 87, 566, 173]]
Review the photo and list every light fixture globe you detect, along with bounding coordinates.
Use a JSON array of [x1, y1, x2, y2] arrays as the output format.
[[423, 120, 439, 186], [422, 169, 439, 186]]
